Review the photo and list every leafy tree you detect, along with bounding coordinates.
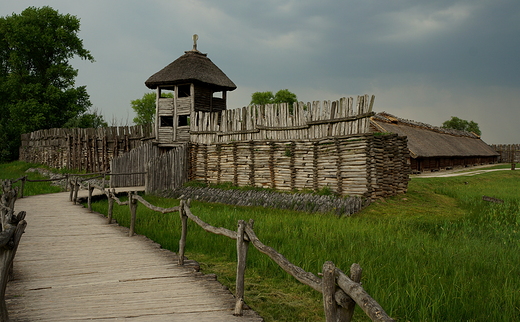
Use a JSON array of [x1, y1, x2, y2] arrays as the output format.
[[64, 108, 108, 128], [442, 116, 481, 136], [273, 89, 298, 107], [250, 91, 275, 105], [0, 6, 94, 161], [131, 92, 173, 126], [250, 89, 297, 106]]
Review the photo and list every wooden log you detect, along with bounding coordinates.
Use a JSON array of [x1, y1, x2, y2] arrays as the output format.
[[178, 200, 188, 266], [87, 183, 94, 212], [335, 267, 394, 322], [344, 263, 362, 322], [244, 223, 322, 292], [234, 220, 250, 316], [128, 192, 137, 237], [322, 261, 338, 322], [0, 211, 27, 322], [73, 178, 79, 205], [107, 189, 115, 224]]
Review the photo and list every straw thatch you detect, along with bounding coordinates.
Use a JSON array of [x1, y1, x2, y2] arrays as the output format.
[[371, 112, 498, 158], [145, 50, 237, 91]]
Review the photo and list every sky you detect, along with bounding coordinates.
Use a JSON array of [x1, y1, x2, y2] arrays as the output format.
[[2, 0, 519, 144]]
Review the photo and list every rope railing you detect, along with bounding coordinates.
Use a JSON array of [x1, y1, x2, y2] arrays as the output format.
[[83, 183, 394, 322]]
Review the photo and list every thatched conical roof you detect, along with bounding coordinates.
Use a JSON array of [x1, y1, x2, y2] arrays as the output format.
[[145, 50, 237, 91]]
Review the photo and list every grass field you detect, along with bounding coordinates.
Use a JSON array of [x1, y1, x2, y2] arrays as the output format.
[[2, 162, 520, 321]]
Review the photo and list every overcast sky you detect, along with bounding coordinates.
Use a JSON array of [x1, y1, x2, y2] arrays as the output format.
[[3, 1, 519, 144]]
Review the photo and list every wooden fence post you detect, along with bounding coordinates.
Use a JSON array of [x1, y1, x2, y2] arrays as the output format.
[[128, 192, 137, 237], [73, 178, 79, 205], [322, 261, 337, 322], [344, 263, 362, 322], [69, 180, 74, 201], [87, 183, 93, 212], [20, 176, 27, 199], [178, 200, 188, 266], [234, 219, 250, 316], [107, 189, 115, 224]]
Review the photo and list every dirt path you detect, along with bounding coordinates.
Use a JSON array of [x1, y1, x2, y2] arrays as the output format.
[[411, 165, 512, 178]]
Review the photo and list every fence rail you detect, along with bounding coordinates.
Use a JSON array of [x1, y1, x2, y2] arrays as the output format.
[[0, 179, 28, 321], [81, 182, 394, 321]]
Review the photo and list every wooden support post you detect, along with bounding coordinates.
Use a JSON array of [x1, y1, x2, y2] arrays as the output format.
[[87, 183, 93, 212], [107, 189, 114, 224], [20, 176, 27, 198], [178, 200, 188, 266], [234, 220, 250, 316], [73, 178, 79, 205], [322, 261, 338, 322], [69, 180, 74, 201], [344, 263, 362, 322], [128, 192, 137, 237]]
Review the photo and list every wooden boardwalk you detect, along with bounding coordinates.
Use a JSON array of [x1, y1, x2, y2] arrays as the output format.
[[6, 191, 263, 321]]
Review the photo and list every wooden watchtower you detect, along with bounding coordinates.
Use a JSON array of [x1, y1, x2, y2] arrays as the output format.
[[145, 35, 237, 146]]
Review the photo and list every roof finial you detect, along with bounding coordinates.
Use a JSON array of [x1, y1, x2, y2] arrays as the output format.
[[192, 34, 199, 52]]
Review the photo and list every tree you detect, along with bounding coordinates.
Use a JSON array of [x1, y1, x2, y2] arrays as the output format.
[[131, 92, 173, 126], [250, 91, 275, 106], [442, 116, 481, 136], [0, 6, 94, 161], [63, 108, 108, 128], [273, 89, 298, 107], [250, 89, 297, 106]]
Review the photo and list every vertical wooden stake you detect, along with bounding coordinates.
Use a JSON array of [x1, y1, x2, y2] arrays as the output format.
[[234, 220, 250, 316], [128, 192, 137, 237], [69, 181, 74, 201], [322, 261, 337, 322], [344, 263, 363, 322], [178, 200, 188, 266], [107, 189, 115, 224], [73, 178, 79, 205], [87, 183, 93, 212], [20, 176, 26, 199]]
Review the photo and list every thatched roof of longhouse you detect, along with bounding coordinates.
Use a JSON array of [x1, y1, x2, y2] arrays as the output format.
[[145, 50, 237, 91], [371, 112, 498, 159]]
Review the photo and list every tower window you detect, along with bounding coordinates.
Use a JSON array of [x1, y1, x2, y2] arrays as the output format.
[[178, 85, 191, 98], [178, 115, 190, 127], [160, 116, 174, 127]]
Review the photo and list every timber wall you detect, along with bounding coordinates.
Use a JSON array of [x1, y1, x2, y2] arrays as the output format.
[[19, 125, 153, 172], [109, 142, 189, 191], [189, 134, 409, 198], [190, 95, 374, 144], [491, 144, 520, 163]]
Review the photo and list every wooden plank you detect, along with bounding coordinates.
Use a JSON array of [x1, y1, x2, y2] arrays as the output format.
[[7, 192, 262, 322]]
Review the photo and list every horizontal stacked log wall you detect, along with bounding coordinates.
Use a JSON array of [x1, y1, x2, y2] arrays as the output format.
[[189, 133, 409, 198], [190, 95, 375, 144], [491, 144, 520, 163], [19, 125, 153, 172]]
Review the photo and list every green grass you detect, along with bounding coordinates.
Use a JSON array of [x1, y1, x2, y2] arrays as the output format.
[[6, 161, 520, 321], [0, 161, 64, 196], [87, 165, 520, 321]]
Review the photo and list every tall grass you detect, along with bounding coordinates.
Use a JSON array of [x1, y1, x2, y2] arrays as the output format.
[[0, 161, 63, 196], [89, 167, 520, 321]]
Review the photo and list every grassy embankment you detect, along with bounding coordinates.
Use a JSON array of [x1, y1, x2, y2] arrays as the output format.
[[2, 162, 519, 321], [0, 161, 64, 196]]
